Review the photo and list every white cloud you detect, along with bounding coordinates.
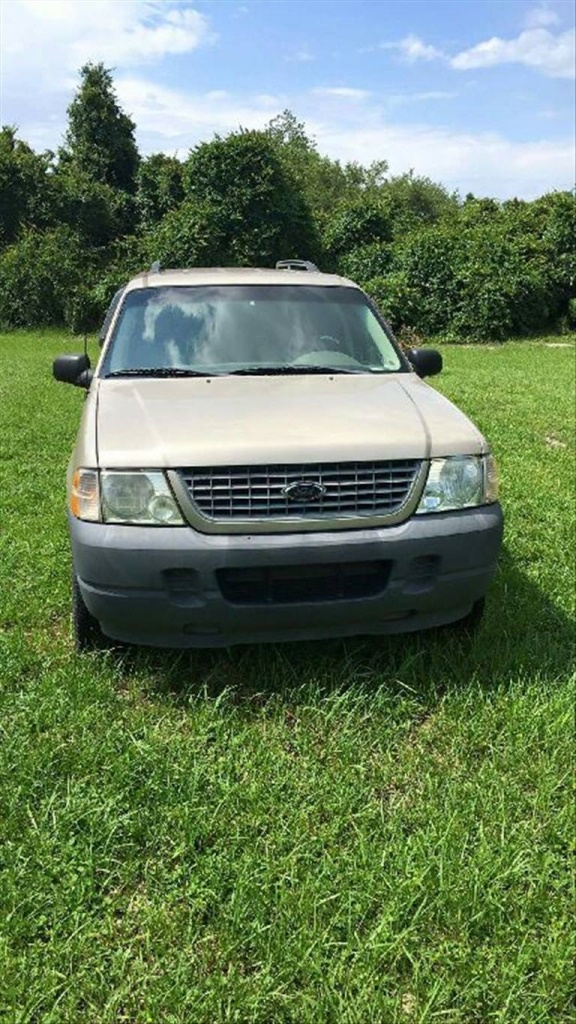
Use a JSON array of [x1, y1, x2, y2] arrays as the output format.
[[255, 93, 286, 108], [111, 78, 574, 200], [114, 78, 284, 148], [315, 117, 574, 199], [0, 0, 573, 200], [311, 87, 371, 100], [451, 27, 575, 78], [0, 0, 214, 89], [381, 34, 444, 62], [380, 22, 574, 79], [289, 48, 314, 62], [390, 91, 456, 104], [524, 4, 560, 28]]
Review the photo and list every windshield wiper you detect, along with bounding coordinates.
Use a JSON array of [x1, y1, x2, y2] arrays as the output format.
[[104, 367, 213, 379], [224, 365, 379, 376], [105, 365, 387, 379]]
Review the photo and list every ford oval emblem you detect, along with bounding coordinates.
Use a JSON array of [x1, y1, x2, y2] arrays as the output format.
[[283, 480, 326, 503]]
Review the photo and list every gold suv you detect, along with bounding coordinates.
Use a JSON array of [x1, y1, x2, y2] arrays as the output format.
[[53, 261, 502, 649]]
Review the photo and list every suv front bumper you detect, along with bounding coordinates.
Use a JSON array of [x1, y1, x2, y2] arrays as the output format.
[[70, 504, 503, 647]]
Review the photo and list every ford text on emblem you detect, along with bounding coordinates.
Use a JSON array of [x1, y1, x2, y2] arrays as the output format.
[[282, 480, 327, 503]]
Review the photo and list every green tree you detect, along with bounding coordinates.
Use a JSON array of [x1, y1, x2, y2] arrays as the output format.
[[265, 110, 388, 223], [87, 233, 148, 323], [182, 129, 320, 264], [0, 126, 57, 247], [322, 199, 394, 272], [338, 241, 393, 283], [146, 200, 228, 268], [61, 63, 139, 193], [136, 154, 185, 230], [506, 191, 575, 294], [56, 166, 135, 247], [459, 195, 501, 226], [380, 171, 460, 237]]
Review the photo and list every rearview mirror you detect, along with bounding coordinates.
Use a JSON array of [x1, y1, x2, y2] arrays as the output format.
[[407, 348, 443, 379], [53, 353, 92, 389]]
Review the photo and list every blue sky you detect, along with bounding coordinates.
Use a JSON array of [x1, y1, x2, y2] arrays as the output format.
[[1, 0, 574, 198]]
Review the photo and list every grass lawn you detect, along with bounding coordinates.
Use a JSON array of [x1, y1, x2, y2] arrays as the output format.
[[0, 330, 574, 1023]]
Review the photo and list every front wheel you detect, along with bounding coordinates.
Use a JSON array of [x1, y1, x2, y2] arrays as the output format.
[[72, 572, 100, 651], [454, 597, 485, 635]]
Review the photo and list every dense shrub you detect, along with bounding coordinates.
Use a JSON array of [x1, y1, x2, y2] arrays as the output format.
[[56, 168, 136, 247], [64, 284, 106, 335], [338, 241, 392, 282], [0, 227, 89, 328], [379, 171, 459, 237], [136, 154, 185, 230], [388, 226, 461, 335], [82, 234, 148, 325], [532, 192, 575, 303], [356, 196, 575, 341], [363, 272, 421, 331], [448, 226, 551, 339], [146, 200, 229, 269], [0, 60, 573, 338], [324, 179, 458, 279], [323, 199, 393, 270]]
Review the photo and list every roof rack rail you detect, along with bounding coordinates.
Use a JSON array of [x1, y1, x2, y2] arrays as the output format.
[[275, 259, 319, 272]]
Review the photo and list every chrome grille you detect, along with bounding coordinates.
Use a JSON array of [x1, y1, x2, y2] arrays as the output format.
[[178, 460, 421, 522]]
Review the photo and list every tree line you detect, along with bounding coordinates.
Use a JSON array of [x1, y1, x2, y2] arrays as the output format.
[[0, 63, 574, 341]]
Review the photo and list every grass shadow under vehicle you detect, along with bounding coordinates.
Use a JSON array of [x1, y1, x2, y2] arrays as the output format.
[[109, 545, 574, 709]]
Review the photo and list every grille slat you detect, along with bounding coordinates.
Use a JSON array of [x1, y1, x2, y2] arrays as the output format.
[[179, 460, 421, 523]]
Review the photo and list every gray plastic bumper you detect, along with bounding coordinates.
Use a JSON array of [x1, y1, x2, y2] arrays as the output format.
[[69, 505, 503, 647]]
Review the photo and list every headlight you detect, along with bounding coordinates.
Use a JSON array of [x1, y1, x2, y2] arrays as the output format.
[[102, 472, 154, 520], [416, 454, 498, 514], [101, 471, 184, 524], [70, 470, 184, 525]]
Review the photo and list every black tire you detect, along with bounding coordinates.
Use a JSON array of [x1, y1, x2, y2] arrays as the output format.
[[454, 597, 486, 635], [72, 572, 100, 651]]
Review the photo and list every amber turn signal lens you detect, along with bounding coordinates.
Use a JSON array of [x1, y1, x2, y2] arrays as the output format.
[[70, 469, 100, 521]]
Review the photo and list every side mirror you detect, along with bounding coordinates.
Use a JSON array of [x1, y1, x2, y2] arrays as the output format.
[[53, 353, 93, 389], [407, 348, 443, 379]]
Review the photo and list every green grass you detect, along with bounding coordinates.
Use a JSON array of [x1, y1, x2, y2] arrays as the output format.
[[0, 330, 574, 1023]]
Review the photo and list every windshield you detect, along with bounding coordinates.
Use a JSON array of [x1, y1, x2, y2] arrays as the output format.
[[100, 284, 404, 377]]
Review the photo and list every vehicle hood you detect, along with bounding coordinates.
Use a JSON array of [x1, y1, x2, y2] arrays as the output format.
[[94, 373, 486, 468]]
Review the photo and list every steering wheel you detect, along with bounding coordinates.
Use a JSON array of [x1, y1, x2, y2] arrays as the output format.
[[321, 333, 387, 368]]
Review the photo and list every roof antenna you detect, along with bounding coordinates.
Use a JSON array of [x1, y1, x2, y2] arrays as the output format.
[[150, 260, 161, 274]]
